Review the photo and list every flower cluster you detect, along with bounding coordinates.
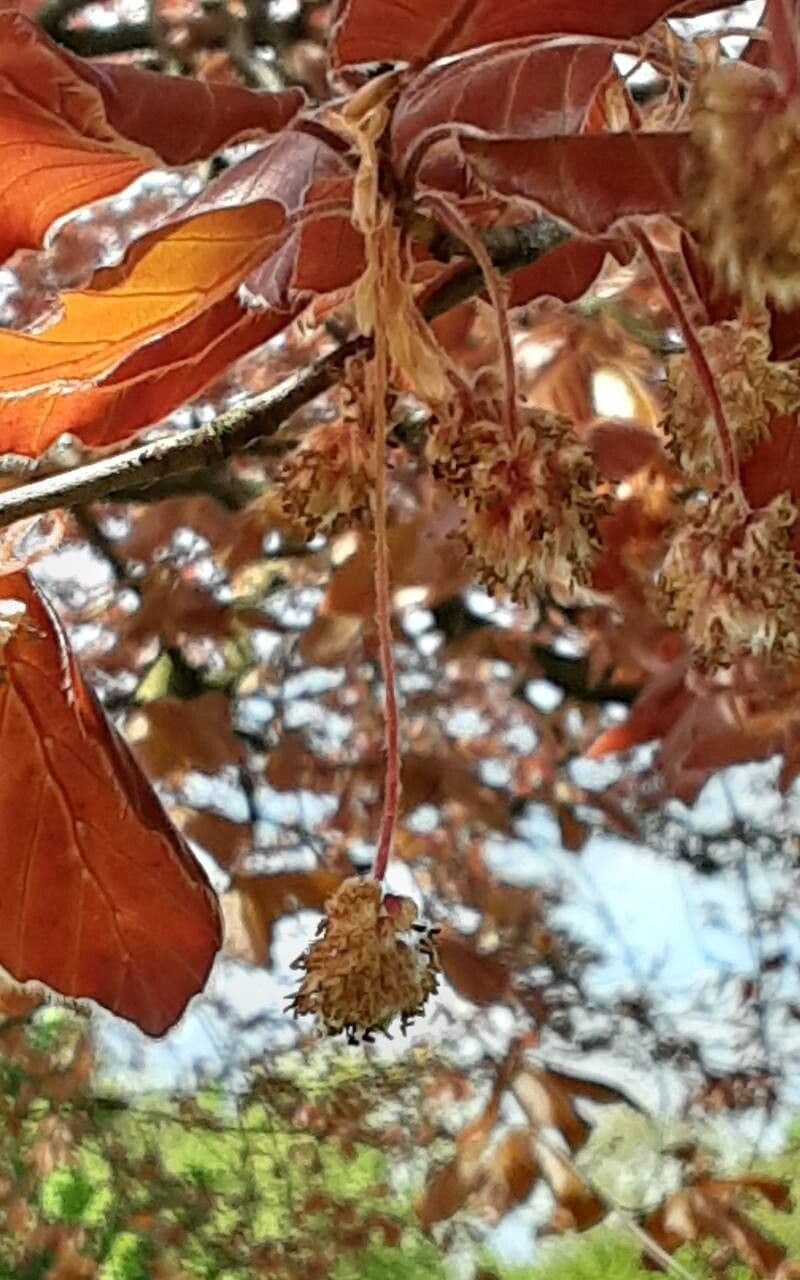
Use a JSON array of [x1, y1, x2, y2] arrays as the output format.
[[427, 400, 608, 604], [287, 877, 440, 1041], [657, 487, 800, 669], [279, 414, 373, 538], [665, 318, 800, 478], [684, 63, 800, 308]]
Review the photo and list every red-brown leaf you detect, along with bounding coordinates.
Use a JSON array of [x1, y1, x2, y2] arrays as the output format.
[[0, 130, 353, 455], [587, 661, 690, 758], [436, 929, 513, 1005], [0, 15, 302, 263], [331, 0, 733, 69], [392, 38, 614, 176], [586, 420, 668, 480], [462, 133, 686, 235], [740, 412, 800, 512], [0, 571, 221, 1035], [66, 49, 304, 167], [0, 301, 292, 457], [226, 870, 344, 960], [509, 237, 629, 308]]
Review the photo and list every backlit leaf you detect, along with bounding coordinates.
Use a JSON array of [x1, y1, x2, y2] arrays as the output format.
[[0, 301, 292, 456], [0, 15, 302, 263], [0, 571, 221, 1036], [0, 130, 353, 454]]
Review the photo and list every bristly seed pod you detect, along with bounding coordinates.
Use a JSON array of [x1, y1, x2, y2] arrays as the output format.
[[287, 877, 440, 1043]]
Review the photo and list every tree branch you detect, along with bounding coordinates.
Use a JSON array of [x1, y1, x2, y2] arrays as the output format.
[[0, 341, 361, 530], [0, 217, 570, 531]]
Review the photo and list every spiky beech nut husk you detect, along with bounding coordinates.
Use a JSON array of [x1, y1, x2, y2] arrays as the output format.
[[684, 63, 800, 308], [665, 317, 800, 477], [428, 404, 609, 604], [287, 877, 440, 1042], [279, 418, 372, 537], [657, 487, 800, 669]]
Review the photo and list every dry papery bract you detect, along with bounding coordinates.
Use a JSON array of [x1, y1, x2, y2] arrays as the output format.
[[684, 61, 800, 308], [657, 486, 800, 670], [288, 876, 440, 1041]]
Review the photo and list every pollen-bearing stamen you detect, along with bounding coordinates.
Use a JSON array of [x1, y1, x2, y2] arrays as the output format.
[[428, 395, 608, 605], [684, 62, 800, 309], [657, 487, 800, 670]]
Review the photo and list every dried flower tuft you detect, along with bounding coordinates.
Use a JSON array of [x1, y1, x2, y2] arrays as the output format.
[[657, 487, 800, 669], [279, 417, 373, 538], [684, 63, 800, 308], [428, 399, 608, 604], [665, 317, 800, 477], [287, 877, 439, 1041]]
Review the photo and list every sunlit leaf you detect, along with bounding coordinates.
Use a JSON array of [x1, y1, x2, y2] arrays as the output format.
[[0, 15, 302, 263], [0, 571, 221, 1035]]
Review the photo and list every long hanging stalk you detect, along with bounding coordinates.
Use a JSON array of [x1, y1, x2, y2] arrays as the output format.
[[370, 275, 400, 885], [423, 192, 520, 442], [633, 225, 740, 489]]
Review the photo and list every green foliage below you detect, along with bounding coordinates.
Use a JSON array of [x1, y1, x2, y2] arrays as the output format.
[[493, 1232, 654, 1280], [0, 1013, 449, 1280], [0, 1012, 799, 1280]]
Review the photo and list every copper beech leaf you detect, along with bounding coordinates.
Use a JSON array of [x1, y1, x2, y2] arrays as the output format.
[[508, 237, 629, 308], [461, 133, 686, 235], [0, 205, 287, 393], [587, 661, 690, 758], [331, 0, 734, 68], [225, 870, 344, 962], [63, 49, 304, 168], [0, 571, 221, 1036], [0, 15, 302, 263], [0, 130, 355, 455], [0, 301, 292, 457], [391, 37, 614, 176]]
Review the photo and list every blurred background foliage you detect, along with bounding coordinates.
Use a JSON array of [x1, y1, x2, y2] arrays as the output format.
[[0, 1002, 799, 1279], [2, 0, 800, 1277]]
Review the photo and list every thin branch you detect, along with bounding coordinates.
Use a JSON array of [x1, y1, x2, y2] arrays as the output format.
[[0, 216, 569, 531], [36, 0, 89, 36], [516, 1114, 700, 1280], [0, 341, 362, 530], [54, 22, 154, 57]]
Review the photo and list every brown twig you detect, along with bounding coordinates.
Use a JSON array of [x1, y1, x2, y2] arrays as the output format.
[[0, 217, 570, 531]]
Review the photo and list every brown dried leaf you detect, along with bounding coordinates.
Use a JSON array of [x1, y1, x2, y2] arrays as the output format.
[[436, 928, 513, 1005], [126, 692, 243, 780]]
